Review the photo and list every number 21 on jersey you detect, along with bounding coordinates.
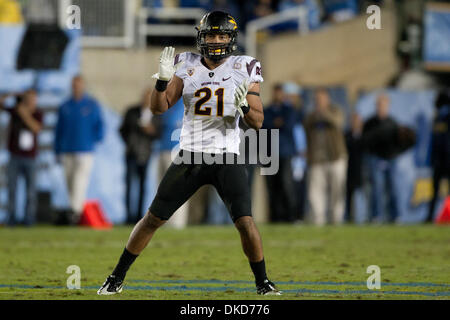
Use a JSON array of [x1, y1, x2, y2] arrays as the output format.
[[194, 87, 224, 117]]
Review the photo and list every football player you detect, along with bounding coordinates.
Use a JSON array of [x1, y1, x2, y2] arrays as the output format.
[[98, 11, 281, 296]]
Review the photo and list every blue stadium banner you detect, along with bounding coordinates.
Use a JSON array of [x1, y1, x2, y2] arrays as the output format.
[[424, 2, 450, 71]]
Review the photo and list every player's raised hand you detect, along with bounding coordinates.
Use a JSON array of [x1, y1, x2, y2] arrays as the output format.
[[152, 47, 184, 81], [234, 80, 249, 118]]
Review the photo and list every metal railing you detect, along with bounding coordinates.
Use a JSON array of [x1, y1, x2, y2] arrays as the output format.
[[245, 7, 310, 57], [137, 7, 205, 48], [35, 1, 309, 52]]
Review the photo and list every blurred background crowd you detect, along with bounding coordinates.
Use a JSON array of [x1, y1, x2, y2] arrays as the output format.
[[0, 0, 449, 227]]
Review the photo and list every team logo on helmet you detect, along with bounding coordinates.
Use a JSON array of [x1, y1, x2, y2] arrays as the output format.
[[228, 18, 237, 30]]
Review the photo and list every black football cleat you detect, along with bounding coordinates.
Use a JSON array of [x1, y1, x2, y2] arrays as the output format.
[[257, 279, 282, 296], [97, 275, 124, 295]]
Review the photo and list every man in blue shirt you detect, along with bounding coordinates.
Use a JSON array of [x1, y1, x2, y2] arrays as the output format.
[[263, 83, 297, 222], [54, 75, 104, 224]]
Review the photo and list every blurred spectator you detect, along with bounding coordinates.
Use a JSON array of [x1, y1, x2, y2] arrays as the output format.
[[283, 81, 305, 121], [20, 0, 57, 24], [142, 0, 163, 8], [283, 82, 307, 221], [211, 0, 240, 23], [304, 88, 347, 225], [54, 75, 104, 224], [158, 98, 190, 229], [235, 1, 257, 31], [277, 0, 321, 31], [398, 15, 422, 70], [322, 0, 358, 23], [251, 0, 275, 20], [120, 89, 161, 225], [426, 89, 450, 223], [292, 118, 307, 222], [0, 89, 42, 226], [263, 83, 297, 222], [179, 0, 212, 9], [362, 94, 401, 223], [344, 112, 364, 223]]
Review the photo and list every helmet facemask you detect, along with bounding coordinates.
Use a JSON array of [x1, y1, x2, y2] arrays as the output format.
[[197, 31, 237, 61]]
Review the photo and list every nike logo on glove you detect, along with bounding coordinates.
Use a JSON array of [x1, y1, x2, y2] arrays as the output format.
[[222, 76, 231, 81]]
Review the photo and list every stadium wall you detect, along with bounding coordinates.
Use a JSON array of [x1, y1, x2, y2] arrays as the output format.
[[258, 8, 400, 104]]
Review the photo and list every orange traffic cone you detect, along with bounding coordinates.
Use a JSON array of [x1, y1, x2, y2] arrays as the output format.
[[79, 200, 113, 229], [436, 196, 450, 225]]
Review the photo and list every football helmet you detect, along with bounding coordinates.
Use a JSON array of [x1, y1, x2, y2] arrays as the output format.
[[196, 11, 238, 61]]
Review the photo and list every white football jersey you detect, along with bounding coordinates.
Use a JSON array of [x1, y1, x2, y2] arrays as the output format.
[[174, 52, 263, 154]]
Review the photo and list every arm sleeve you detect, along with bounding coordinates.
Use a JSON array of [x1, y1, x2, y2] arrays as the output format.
[[174, 52, 187, 79], [248, 58, 264, 83]]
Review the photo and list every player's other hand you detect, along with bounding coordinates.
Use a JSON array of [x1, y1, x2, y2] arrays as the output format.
[[234, 80, 249, 118], [152, 47, 184, 81]]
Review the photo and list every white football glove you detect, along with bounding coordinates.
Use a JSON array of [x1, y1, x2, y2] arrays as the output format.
[[234, 80, 249, 118], [152, 46, 184, 81]]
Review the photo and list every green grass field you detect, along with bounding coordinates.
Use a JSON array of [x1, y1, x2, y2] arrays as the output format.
[[0, 224, 449, 300]]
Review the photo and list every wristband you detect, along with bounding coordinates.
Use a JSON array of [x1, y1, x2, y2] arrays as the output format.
[[241, 104, 250, 115], [155, 79, 168, 92]]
